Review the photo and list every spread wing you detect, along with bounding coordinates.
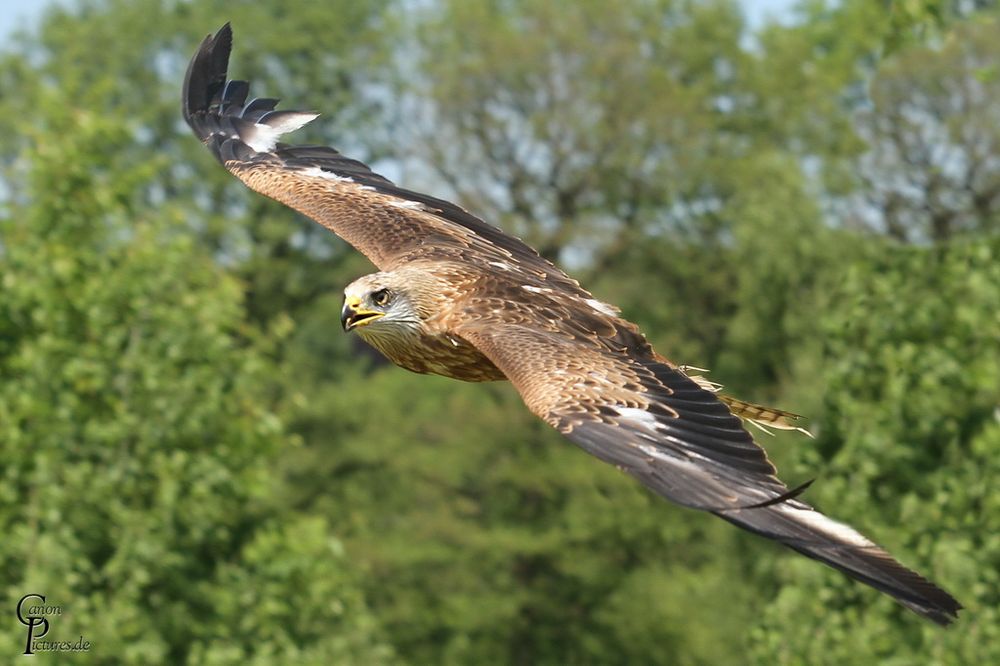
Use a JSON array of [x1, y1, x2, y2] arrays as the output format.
[[458, 320, 962, 625], [183, 24, 585, 294], [185, 23, 960, 626]]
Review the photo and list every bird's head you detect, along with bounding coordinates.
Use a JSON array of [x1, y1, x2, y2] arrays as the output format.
[[341, 272, 425, 338]]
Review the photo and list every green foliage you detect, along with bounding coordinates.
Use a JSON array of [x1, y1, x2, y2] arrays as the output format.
[[1, 0, 998, 664], [0, 18, 391, 664], [191, 516, 395, 665], [854, 16, 1000, 242], [403, 0, 751, 262], [281, 366, 757, 665], [750, 238, 1000, 664]]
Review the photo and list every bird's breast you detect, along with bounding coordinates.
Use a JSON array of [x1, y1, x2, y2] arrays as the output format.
[[358, 326, 506, 382]]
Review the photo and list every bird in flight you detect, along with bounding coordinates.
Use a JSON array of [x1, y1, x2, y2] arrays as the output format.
[[183, 24, 961, 625]]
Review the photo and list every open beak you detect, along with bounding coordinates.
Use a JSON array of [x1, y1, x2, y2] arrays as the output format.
[[341, 296, 385, 332]]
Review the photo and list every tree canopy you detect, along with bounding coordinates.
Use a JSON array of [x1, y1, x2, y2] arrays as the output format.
[[1, 0, 997, 663]]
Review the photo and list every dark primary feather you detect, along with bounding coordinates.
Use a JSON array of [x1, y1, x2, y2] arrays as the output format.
[[714, 502, 962, 626]]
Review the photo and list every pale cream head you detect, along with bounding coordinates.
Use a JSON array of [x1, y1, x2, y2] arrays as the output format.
[[340, 272, 425, 334]]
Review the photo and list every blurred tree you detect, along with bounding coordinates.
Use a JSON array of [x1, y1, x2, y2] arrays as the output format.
[[0, 0, 997, 664], [280, 361, 759, 664], [882, 0, 999, 49], [0, 8, 394, 665], [750, 237, 1000, 664], [0, 0, 392, 326], [400, 0, 751, 266], [851, 18, 1000, 242]]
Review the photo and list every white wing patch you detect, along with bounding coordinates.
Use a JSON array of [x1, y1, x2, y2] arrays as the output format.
[[388, 199, 426, 211], [521, 285, 551, 294], [777, 505, 876, 548], [585, 298, 619, 316], [616, 407, 662, 432], [243, 112, 319, 152], [300, 166, 376, 193], [300, 166, 354, 183]]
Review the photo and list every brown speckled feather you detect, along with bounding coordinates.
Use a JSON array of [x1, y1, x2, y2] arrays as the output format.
[[183, 24, 961, 626]]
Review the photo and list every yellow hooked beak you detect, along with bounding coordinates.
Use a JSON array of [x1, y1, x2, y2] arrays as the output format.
[[341, 296, 385, 332]]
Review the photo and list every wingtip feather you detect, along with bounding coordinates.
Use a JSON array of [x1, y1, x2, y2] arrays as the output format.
[[719, 502, 962, 626], [183, 23, 317, 161]]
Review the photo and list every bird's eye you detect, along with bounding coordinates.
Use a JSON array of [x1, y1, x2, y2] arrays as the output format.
[[371, 288, 391, 306]]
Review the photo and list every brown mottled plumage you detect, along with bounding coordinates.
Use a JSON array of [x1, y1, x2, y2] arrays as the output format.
[[183, 24, 962, 625]]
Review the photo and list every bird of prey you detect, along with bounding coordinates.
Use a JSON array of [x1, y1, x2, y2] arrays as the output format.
[[183, 24, 961, 625]]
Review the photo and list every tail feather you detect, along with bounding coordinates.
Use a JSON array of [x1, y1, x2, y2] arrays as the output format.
[[719, 395, 814, 437], [715, 500, 962, 625], [676, 366, 812, 437]]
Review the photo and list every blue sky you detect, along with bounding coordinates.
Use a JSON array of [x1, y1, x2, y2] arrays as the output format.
[[0, 1, 49, 43], [0, 0, 801, 44], [743, 0, 801, 28]]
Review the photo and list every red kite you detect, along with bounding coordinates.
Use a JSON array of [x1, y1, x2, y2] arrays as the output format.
[[184, 24, 961, 625]]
